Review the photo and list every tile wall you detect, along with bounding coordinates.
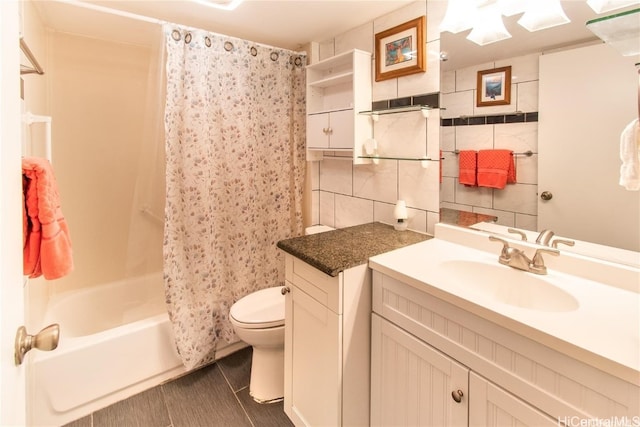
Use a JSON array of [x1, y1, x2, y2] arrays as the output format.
[[440, 53, 541, 230], [309, 0, 445, 235]]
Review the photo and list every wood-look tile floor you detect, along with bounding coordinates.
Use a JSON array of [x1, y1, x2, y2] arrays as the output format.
[[63, 347, 294, 427]]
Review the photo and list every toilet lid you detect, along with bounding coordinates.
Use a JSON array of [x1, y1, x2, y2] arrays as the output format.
[[230, 287, 285, 329]]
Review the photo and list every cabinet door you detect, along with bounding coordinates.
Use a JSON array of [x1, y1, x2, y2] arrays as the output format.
[[328, 109, 353, 149], [307, 113, 329, 149], [371, 314, 469, 427], [286, 284, 341, 427], [469, 372, 557, 427]]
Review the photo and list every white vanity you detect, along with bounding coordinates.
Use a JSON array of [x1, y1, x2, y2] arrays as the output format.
[[277, 222, 430, 427], [369, 223, 639, 426]]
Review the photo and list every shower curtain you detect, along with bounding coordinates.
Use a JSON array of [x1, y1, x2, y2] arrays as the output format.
[[163, 25, 306, 370]]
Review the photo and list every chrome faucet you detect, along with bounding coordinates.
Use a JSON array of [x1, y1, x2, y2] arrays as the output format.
[[489, 236, 559, 275], [535, 229, 576, 250], [535, 229, 555, 246]]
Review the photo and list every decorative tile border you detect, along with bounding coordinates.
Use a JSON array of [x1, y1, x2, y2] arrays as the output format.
[[371, 92, 440, 111], [441, 112, 538, 126]]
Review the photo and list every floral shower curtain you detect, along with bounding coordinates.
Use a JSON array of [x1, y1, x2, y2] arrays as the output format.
[[163, 25, 306, 370]]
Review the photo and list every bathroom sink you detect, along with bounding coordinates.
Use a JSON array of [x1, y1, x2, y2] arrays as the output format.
[[437, 260, 580, 312]]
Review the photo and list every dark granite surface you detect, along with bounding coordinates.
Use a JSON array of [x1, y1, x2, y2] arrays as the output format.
[[276, 222, 431, 277]]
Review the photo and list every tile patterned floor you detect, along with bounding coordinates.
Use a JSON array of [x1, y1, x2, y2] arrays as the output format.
[[63, 347, 294, 427]]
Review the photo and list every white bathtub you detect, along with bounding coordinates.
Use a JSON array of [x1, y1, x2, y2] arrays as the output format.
[[28, 272, 245, 427]]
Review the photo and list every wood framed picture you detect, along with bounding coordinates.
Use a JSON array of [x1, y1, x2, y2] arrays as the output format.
[[374, 16, 426, 82], [476, 66, 512, 106]]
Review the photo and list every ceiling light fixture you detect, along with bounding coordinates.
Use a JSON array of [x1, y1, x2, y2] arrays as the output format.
[[517, 0, 570, 32], [587, 0, 639, 13], [439, 0, 476, 34], [466, 2, 512, 46], [190, 0, 244, 11]]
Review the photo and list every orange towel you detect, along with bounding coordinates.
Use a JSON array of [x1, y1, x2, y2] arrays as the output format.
[[458, 150, 477, 186], [22, 157, 73, 280], [477, 149, 516, 189]]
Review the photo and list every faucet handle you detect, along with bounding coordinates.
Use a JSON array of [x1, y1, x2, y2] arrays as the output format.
[[530, 247, 560, 274], [507, 228, 527, 241], [489, 236, 512, 264], [551, 238, 575, 249]]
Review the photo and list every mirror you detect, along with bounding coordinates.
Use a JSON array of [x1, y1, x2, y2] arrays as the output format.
[[439, 1, 640, 266]]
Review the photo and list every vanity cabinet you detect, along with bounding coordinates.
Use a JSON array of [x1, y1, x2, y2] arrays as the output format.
[[283, 253, 370, 427], [371, 270, 639, 426], [371, 315, 555, 426], [305, 49, 372, 163]]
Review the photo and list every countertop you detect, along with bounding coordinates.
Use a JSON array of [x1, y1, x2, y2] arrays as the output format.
[[439, 207, 496, 226], [276, 222, 431, 277], [369, 237, 640, 385]]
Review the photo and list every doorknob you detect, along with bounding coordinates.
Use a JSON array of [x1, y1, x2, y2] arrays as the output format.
[[15, 324, 60, 365], [540, 191, 553, 201]]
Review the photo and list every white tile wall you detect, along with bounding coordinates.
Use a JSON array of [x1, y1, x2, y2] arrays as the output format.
[[311, 0, 440, 235], [353, 160, 398, 204], [311, 3, 543, 235], [319, 158, 353, 195], [440, 52, 542, 230]]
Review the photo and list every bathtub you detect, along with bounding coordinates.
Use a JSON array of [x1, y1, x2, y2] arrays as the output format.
[[28, 272, 246, 427]]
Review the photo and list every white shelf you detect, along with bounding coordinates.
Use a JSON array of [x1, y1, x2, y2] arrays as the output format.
[[586, 8, 640, 57], [305, 49, 372, 164], [308, 71, 354, 88]]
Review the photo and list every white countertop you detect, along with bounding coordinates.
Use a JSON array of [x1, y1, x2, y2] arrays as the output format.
[[369, 237, 640, 386]]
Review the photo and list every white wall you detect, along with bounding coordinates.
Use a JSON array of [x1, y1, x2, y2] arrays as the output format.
[[310, 0, 444, 235], [538, 43, 640, 251]]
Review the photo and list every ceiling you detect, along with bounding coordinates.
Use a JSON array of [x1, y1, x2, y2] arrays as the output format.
[[32, 0, 416, 50], [32, 0, 639, 68], [440, 1, 640, 71]]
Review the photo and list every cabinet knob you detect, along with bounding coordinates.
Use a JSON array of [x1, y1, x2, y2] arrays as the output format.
[[322, 127, 329, 134], [281, 286, 291, 295], [451, 389, 464, 403]]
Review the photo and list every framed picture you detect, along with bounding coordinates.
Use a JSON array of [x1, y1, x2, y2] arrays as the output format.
[[375, 16, 426, 82], [476, 66, 512, 106]]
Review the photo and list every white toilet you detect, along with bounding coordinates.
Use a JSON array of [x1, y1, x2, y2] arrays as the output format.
[[229, 225, 333, 403], [230, 286, 285, 403]]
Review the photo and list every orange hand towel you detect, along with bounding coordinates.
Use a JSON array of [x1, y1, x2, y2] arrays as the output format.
[[22, 157, 74, 280], [458, 150, 477, 186], [477, 149, 516, 189]]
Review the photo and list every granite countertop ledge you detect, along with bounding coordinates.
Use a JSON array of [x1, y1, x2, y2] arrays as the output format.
[[276, 222, 431, 277]]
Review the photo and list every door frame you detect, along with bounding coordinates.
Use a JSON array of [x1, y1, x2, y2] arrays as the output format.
[[0, 0, 28, 424]]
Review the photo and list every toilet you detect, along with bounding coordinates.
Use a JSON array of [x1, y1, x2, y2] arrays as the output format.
[[230, 286, 285, 403], [229, 225, 333, 403]]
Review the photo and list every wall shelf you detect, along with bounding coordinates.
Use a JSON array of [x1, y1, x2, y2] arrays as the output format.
[[359, 105, 435, 116], [586, 8, 640, 57], [358, 155, 440, 163], [305, 49, 372, 164]]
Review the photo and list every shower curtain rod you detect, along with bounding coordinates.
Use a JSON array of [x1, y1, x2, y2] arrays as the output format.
[[54, 0, 306, 54]]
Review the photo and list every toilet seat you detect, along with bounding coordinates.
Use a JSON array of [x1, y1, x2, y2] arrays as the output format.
[[230, 287, 285, 329]]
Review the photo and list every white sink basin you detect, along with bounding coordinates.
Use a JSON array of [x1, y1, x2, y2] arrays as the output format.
[[437, 260, 580, 312], [369, 235, 640, 381]]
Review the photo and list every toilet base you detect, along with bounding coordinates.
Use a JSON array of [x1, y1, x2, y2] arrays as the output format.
[[249, 346, 284, 404]]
